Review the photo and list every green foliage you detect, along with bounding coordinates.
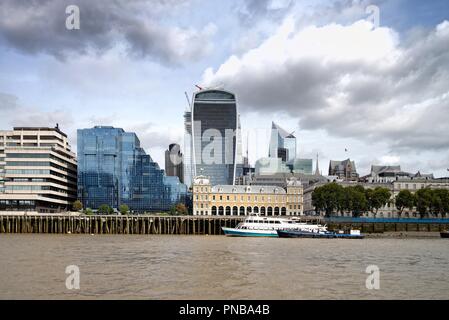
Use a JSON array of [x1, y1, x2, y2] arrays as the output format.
[[72, 200, 83, 212], [169, 203, 188, 215], [85, 208, 93, 215], [312, 184, 391, 217], [432, 189, 449, 217], [119, 204, 129, 215], [414, 188, 449, 218], [98, 204, 114, 215], [395, 190, 414, 216], [344, 186, 367, 217], [313, 183, 449, 218], [415, 188, 432, 218], [312, 183, 344, 217], [369, 187, 392, 216]]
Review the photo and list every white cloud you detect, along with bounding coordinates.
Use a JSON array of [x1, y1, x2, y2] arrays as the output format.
[[202, 18, 449, 153]]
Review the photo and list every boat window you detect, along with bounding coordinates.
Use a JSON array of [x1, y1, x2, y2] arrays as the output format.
[[275, 221, 281, 224], [264, 221, 269, 224]]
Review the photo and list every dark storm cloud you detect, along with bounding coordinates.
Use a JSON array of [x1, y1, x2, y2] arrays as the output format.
[[0, 0, 213, 65]]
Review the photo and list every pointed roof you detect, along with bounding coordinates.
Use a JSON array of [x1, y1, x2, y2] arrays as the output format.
[[272, 121, 295, 139], [315, 153, 320, 175]]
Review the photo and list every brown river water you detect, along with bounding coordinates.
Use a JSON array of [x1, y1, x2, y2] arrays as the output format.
[[0, 234, 448, 299]]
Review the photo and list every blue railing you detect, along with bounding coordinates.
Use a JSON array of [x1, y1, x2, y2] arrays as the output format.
[[324, 217, 449, 224]]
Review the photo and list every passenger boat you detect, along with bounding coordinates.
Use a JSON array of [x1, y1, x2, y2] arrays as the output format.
[[277, 229, 364, 239], [221, 215, 327, 237], [440, 231, 449, 238]]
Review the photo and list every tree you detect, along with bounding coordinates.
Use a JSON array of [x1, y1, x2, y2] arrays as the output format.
[[85, 208, 93, 215], [72, 200, 83, 212], [395, 190, 414, 217], [312, 186, 324, 215], [312, 183, 344, 217], [98, 204, 113, 215], [415, 188, 432, 218], [175, 203, 188, 215], [367, 187, 391, 217], [169, 203, 188, 215], [119, 204, 129, 215], [364, 188, 374, 213], [429, 189, 449, 218], [344, 186, 367, 217]]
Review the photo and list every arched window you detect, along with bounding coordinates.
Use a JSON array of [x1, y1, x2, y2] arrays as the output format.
[[281, 207, 287, 216], [211, 206, 217, 215], [239, 206, 245, 215], [232, 206, 238, 215], [247, 206, 252, 214], [274, 207, 280, 216], [253, 206, 259, 214], [218, 206, 224, 215], [267, 207, 273, 216], [226, 206, 231, 216], [260, 207, 266, 216]]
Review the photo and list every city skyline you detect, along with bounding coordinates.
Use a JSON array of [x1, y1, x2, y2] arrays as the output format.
[[0, 0, 449, 177]]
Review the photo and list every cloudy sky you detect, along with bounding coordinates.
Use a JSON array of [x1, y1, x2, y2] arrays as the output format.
[[0, 0, 448, 177]]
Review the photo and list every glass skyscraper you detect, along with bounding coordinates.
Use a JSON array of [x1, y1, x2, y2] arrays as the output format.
[[269, 122, 297, 163], [187, 89, 239, 186], [77, 126, 184, 212]]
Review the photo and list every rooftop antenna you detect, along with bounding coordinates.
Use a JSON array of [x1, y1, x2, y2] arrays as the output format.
[[195, 84, 203, 91]]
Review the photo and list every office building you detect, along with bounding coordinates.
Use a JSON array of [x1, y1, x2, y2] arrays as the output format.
[[77, 126, 183, 212], [255, 157, 290, 175], [165, 143, 184, 183], [183, 109, 194, 188], [0, 126, 77, 212], [269, 122, 296, 163], [189, 89, 239, 186], [164, 176, 188, 205], [291, 158, 313, 174]]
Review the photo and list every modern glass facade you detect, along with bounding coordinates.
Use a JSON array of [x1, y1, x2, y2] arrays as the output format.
[[191, 89, 238, 186], [292, 158, 313, 174], [183, 110, 193, 187], [269, 122, 297, 163], [163, 176, 188, 205], [78, 126, 185, 212]]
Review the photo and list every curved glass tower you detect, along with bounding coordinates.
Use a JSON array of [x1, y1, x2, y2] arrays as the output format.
[[190, 89, 238, 186]]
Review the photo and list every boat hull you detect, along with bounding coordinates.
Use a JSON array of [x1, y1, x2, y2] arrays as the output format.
[[221, 227, 278, 237], [277, 230, 364, 239], [440, 232, 449, 238]]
